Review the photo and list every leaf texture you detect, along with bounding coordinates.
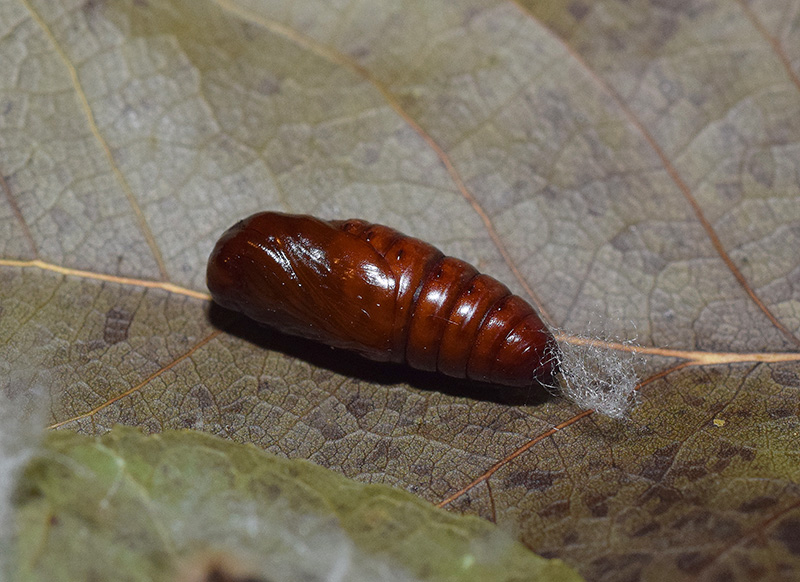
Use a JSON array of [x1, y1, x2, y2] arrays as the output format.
[[1, 0, 799, 580], [15, 426, 580, 581]]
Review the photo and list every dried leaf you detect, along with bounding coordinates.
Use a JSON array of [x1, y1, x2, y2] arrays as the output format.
[[1, 0, 799, 580]]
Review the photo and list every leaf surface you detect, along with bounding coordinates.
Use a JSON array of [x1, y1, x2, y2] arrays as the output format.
[[1, 0, 799, 580], [15, 426, 580, 581]]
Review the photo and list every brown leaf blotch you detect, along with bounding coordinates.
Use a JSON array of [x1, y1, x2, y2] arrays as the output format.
[[638, 484, 682, 515], [582, 490, 613, 518], [306, 408, 346, 441], [671, 460, 708, 482], [189, 385, 215, 410], [503, 469, 558, 492], [345, 394, 375, 419], [671, 509, 741, 542], [256, 75, 280, 96], [775, 518, 800, 555], [365, 438, 403, 464], [631, 521, 660, 537], [410, 463, 431, 477], [104, 307, 133, 344], [675, 551, 714, 574], [256, 380, 271, 397], [738, 496, 778, 513], [320, 423, 346, 441], [538, 499, 570, 519], [717, 442, 756, 462], [590, 552, 650, 582], [180, 414, 201, 429], [567, 1, 590, 21], [767, 407, 794, 419], [638, 442, 680, 482], [717, 442, 737, 458], [561, 530, 579, 546], [386, 391, 409, 413]]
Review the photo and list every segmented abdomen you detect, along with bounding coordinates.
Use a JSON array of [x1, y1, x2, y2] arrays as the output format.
[[333, 219, 557, 386]]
